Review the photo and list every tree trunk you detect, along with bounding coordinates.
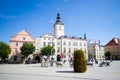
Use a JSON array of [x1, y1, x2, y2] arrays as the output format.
[[23, 57, 26, 64]]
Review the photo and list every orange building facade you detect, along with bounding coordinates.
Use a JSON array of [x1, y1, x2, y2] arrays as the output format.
[[105, 38, 120, 60]]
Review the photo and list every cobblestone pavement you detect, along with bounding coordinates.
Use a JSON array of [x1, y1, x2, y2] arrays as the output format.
[[0, 61, 120, 80]]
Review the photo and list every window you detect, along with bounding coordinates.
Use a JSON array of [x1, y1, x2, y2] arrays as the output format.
[[15, 48, 18, 53], [58, 42, 60, 45], [23, 37, 25, 40], [57, 47, 60, 52], [76, 42, 78, 46], [44, 37, 46, 40], [43, 42, 46, 46], [68, 42, 71, 46], [84, 43, 86, 46], [59, 26, 61, 30], [52, 42, 55, 46], [63, 41, 66, 45], [64, 47, 66, 53], [73, 42, 75, 46], [48, 37, 50, 40], [69, 48, 71, 53], [16, 42, 18, 46], [84, 48, 86, 53], [80, 42, 82, 46], [14, 48, 18, 55], [48, 42, 50, 45], [74, 48, 75, 51]]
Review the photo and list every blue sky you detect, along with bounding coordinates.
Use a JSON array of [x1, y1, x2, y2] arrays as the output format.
[[0, 0, 120, 45]]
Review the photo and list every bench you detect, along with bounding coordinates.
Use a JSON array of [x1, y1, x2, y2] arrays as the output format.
[[55, 61, 63, 66], [99, 62, 105, 67], [99, 62, 110, 67], [105, 62, 110, 66], [87, 62, 93, 66]]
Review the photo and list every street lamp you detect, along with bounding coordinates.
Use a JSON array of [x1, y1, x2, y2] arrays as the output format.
[[50, 38, 54, 66], [60, 38, 62, 61]]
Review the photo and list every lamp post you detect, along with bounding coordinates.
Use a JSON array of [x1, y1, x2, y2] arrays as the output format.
[[60, 38, 62, 61], [50, 38, 54, 66]]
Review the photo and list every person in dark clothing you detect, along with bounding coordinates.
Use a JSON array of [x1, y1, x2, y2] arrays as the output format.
[[14, 56, 17, 64]]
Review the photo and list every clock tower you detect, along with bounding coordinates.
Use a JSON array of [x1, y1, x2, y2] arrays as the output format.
[[54, 12, 64, 38]]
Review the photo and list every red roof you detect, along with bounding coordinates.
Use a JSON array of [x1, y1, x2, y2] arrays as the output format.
[[105, 38, 119, 46]]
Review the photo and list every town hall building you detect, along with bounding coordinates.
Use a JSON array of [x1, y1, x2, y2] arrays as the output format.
[[35, 12, 88, 60]]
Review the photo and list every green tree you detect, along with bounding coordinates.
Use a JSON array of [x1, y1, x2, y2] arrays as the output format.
[[0, 41, 11, 61], [40, 45, 55, 56], [74, 50, 87, 73], [20, 42, 35, 59], [105, 51, 111, 60]]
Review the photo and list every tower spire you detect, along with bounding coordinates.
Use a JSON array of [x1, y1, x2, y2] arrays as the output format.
[[54, 10, 63, 25], [56, 11, 61, 22], [54, 8, 63, 25]]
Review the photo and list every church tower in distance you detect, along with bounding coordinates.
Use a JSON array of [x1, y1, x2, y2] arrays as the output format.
[[54, 11, 64, 38]]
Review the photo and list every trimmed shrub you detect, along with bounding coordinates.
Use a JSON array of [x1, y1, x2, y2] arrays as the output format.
[[74, 50, 87, 73]]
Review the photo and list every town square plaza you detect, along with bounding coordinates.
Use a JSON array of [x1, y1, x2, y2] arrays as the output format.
[[0, 61, 120, 80]]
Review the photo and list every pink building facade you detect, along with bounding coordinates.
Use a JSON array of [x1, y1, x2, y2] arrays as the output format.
[[9, 30, 35, 63]]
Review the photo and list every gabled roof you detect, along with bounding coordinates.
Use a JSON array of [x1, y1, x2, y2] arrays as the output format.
[[10, 30, 34, 42], [105, 38, 120, 46], [11, 30, 30, 38], [40, 33, 54, 37], [59, 35, 85, 40], [39, 33, 58, 39]]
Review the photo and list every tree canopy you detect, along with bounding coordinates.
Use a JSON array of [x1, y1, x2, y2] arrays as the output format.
[[105, 51, 111, 60], [105, 51, 111, 57], [20, 42, 35, 57], [0, 41, 11, 60], [40, 45, 55, 56]]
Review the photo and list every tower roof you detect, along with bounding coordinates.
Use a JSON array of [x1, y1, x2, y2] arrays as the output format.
[[54, 12, 63, 25]]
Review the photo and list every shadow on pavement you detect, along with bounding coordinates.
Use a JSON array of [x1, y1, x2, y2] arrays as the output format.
[[56, 70, 74, 73], [0, 72, 101, 80]]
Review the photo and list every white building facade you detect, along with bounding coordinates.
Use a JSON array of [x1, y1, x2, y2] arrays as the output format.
[[35, 12, 88, 60], [89, 44, 105, 60], [99, 45, 105, 60]]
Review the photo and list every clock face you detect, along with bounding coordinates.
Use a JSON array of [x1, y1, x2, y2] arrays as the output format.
[[59, 26, 61, 30]]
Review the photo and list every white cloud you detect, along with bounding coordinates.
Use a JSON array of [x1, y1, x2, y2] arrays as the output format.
[[0, 15, 17, 19]]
